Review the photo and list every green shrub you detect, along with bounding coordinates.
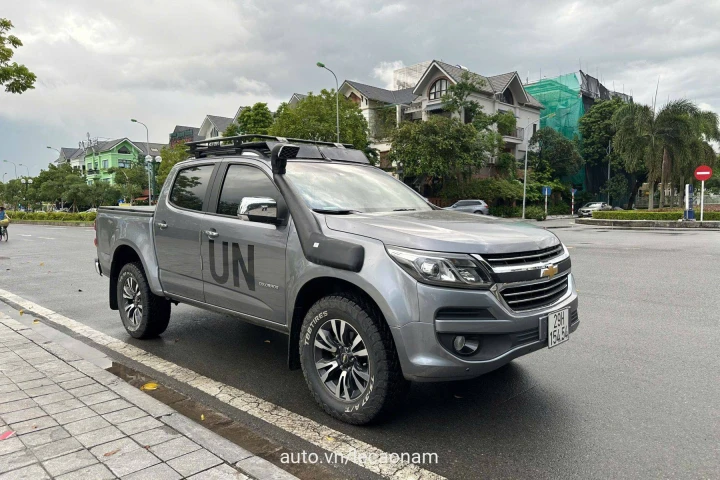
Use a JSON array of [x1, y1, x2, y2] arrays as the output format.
[[7, 211, 95, 222], [489, 205, 521, 218], [525, 206, 546, 221], [548, 203, 571, 216], [592, 210, 720, 221]]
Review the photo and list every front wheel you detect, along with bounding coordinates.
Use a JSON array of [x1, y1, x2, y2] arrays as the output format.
[[1, 227, 8, 242], [299, 293, 409, 425], [473, 210, 484, 215], [117, 262, 170, 339]]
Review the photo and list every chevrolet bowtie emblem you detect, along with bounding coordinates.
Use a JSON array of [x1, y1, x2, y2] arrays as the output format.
[[540, 264, 559, 279]]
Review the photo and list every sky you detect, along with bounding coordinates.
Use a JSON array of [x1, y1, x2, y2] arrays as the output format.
[[1, 0, 719, 176]]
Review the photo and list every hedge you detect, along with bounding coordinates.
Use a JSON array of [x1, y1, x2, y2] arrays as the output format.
[[592, 211, 720, 221], [8, 211, 96, 222]]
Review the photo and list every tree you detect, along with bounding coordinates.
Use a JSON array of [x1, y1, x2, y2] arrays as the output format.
[[88, 182, 122, 207], [109, 164, 148, 204], [579, 98, 636, 202], [601, 174, 628, 205], [62, 176, 90, 212], [32, 164, 82, 207], [390, 116, 485, 195], [3, 179, 23, 210], [224, 103, 274, 136], [613, 99, 719, 209], [269, 89, 369, 150], [156, 143, 190, 188], [0, 18, 36, 94], [529, 127, 583, 178], [442, 71, 487, 123]]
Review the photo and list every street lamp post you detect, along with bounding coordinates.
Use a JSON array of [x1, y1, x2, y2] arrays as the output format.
[[521, 113, 555, 219], [316, 62, 340, 143], [131, 119, 154, 205], [18, 164, 30, 178], [3, 160, 17, 179]]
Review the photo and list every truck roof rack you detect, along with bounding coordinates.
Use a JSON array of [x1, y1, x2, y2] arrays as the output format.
[[187, 135, 368, 164]]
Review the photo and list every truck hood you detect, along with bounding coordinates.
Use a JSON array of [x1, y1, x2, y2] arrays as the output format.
[[324, 210, 559, 254]]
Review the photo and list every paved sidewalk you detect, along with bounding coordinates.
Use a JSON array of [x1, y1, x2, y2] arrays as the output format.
[[0, 314, 298, 479]]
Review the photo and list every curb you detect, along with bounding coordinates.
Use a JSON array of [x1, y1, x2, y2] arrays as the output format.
[[0, 314, 298, 480], [9, 220, 94, 227], [575, 218, 720, 229]]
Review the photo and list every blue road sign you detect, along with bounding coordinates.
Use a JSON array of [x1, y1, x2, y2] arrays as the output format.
[[571, 188, 577, 195], [542, 186, 552, 196]]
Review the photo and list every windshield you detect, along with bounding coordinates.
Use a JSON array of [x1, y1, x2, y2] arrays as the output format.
[[285, 162, 432, 213], [584, 203, 602, 208]]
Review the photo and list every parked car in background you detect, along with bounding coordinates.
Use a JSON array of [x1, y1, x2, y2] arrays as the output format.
[[445, 199, 489, 215], [577, 202, 612, 217], [85, 208, 98, 213]]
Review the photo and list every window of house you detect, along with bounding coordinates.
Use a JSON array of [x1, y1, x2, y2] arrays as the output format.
[[501, 89, 514, 105], [428, 79, 448, 100], [216, 165, 279, 218], [169, 165, 214, 211], [87, 163, 92, 170], [118, 146, 130, 154], [102, 160, 108, 169], [533, 123, 537, 136]]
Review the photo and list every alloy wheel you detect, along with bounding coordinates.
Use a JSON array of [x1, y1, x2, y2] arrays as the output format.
[[122, 276, 143, 330], [313, 319, 371, 401]]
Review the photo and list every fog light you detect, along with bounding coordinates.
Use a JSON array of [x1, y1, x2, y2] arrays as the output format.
[[453, 335, 480, 355]]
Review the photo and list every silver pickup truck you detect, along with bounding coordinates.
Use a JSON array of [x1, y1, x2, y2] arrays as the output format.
[[95, 135, 579, 424]]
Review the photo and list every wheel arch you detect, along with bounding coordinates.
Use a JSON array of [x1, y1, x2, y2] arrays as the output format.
[[108, 243, 145, 310], [287, 277, 387, 370]]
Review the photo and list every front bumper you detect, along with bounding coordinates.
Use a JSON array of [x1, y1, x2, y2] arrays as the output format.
[[94, 258, 103, 276], [392, 276, 579, 382]]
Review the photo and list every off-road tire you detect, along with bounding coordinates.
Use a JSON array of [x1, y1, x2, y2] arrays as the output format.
[[117, 262, 170, 339], [299, 293, 409, 424]]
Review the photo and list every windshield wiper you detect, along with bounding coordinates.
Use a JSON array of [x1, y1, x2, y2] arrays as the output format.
[[392, 208, 416, 212], [312, 208, 362, 215]]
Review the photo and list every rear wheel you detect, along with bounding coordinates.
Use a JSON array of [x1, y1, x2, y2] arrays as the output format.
[[1, 227, 8, 242], [117, 262, 170, 339], [299, 293, 409, 425], [473, 210, 484, 215]]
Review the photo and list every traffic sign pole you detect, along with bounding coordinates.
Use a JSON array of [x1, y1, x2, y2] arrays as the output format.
[[694, 166, 712, 222], [545, 192, 548, 216]]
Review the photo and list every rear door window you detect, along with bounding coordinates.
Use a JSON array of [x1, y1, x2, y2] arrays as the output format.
[[169, 165, 214, 211]]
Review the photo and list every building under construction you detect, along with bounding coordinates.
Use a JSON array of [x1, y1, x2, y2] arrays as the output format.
[[525, 71, 632, 194]]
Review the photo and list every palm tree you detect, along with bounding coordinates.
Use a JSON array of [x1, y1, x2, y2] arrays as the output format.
[[613, 99, 719, 209]]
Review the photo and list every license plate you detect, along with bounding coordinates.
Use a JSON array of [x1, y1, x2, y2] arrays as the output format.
[[548, 308, 569, 348]]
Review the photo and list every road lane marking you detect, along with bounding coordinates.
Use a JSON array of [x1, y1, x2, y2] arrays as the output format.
[[18, 234, 32, 237], [38, 237, 56, 240], [0, 288, 445, 480]]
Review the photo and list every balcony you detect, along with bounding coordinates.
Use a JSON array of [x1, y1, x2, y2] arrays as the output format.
[[87, 169, 100, 175], [502, 127, 525, 143]]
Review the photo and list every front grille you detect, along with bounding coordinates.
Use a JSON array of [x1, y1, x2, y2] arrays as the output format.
[[435, 308, 493, 321], [500, 272, 569, 311], [482, 243, 564, 267]]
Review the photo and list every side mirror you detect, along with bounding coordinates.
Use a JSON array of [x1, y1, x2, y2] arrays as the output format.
[[238, 197, 281, 224]]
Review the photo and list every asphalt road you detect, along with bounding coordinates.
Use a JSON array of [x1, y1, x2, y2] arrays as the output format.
[[0, 222, 718, 480]]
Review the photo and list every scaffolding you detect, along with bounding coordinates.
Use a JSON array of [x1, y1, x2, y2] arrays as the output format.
[[392, 61, 432, 90]]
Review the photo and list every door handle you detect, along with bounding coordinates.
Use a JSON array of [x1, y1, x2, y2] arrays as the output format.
[[204, 230, 219, 239], [156, 221, 167, 229]]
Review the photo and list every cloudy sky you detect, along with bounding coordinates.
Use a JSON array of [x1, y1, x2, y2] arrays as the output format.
[[1, 0, 718, 176]]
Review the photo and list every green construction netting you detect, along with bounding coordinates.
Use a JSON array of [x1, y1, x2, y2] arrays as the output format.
[[525, 73, 586, 189]]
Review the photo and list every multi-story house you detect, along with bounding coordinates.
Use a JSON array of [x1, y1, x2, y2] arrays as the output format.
[[57, 139, 166, 185], [339, 60, 543, 173]]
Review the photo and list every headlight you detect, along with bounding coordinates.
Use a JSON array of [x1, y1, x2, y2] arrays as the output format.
[[386, 246, 493, 289]]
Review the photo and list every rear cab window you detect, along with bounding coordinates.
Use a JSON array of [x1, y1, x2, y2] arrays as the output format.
[[169, 165, 215, 211]]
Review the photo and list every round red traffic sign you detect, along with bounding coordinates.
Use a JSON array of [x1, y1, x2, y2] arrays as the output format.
[[695, 166, 713, 181]]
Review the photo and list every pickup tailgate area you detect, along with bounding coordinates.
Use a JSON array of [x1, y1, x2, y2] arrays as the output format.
[[96, 206, 165, 300]]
